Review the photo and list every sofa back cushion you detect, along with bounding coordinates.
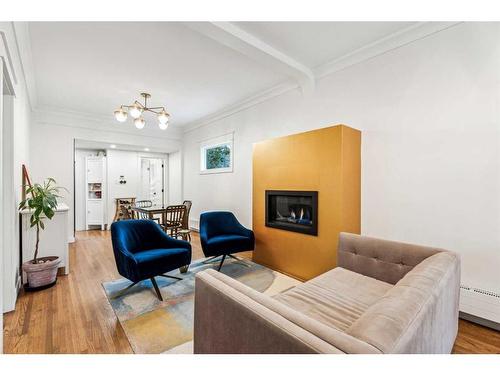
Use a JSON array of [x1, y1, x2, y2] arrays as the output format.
[[338, 232, 442, 284], [345, 252, 460, 353]]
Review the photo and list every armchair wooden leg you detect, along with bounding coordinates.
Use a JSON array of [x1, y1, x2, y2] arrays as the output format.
[[150, 277, 163, 301], [179, 265, 189, 274], [217, 255, 227, 271]]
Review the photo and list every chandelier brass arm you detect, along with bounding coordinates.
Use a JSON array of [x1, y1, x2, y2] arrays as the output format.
[[114, 92, 170, 130]]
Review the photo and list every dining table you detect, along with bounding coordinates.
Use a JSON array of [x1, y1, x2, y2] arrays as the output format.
[[130, 204, 186, 238], [130, 204, 167, 220]]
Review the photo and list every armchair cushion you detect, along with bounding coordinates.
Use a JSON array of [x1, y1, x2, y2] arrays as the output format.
[[134, 247, 191, 281], [111, 219, 192, 283], [199, 211, 255, 257], [206, 234, 253, 253]]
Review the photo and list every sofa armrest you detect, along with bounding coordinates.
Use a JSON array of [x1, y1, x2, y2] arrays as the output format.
[[194, 269, 381, 354], [337, 232, 443, 284], [193, 270, 344, 354]]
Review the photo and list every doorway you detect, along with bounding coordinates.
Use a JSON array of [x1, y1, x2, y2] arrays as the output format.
[[139, 157, 165, 207]]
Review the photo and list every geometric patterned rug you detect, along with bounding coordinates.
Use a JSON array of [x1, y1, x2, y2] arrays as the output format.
[[102, 257, 301, 353]]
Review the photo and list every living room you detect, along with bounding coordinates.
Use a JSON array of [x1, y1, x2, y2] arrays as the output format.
[[1, 1, 500, 373]]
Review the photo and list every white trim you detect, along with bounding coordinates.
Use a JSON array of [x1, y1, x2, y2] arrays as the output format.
[[0, 30, 17, 85], [183, 82, 297, 133], [0, 55, 4, 353], [1, 61, 16, 314], [314, 22, 462, 78], [33, 107, 184, 141], [183, 22, 462, 134], [186, 22, 315, 94], [12, 22, 37, 110]]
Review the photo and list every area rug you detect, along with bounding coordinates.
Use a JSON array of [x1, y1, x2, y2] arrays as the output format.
[[102, 257, 301, 353]]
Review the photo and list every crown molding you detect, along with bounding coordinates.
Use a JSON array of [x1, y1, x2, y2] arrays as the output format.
[[11, 22, 37, 110], [182, 22, 462, 135], [13, 21, 462, 138], [185, 22, 315, 95], [33, 106, 184, 141], [183, 81, 298, 134], [314, 22, 462, 78], [0, 28, 18, 86], [0, 31, 18, 98]]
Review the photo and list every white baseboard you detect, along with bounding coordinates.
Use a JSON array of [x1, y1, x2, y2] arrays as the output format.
[[189, 218, 199, 232], [16, 275, 22, 292], [460, 285, 500, 325]]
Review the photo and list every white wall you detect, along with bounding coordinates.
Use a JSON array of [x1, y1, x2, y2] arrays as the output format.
[[107, 149, 140, 225], [1, 22, 32, 317], [76, 148, 171, 230], [168, 151, 183, 205], [183, 23, 500, 294], [30, 113, 182, 240]]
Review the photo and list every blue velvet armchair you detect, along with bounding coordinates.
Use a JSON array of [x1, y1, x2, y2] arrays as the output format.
[[199, 211, 255, 271], [110, 219, 192, 300]]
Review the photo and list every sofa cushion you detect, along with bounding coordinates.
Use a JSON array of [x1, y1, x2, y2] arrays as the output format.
[[346, 252, 460, 353], [273, 267, 392, 332]]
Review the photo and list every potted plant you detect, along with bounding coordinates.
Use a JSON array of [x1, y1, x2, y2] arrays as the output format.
[[19, 178, 65, 289]]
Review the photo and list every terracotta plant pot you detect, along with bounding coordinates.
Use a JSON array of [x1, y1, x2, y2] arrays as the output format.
[[22, 256, 61, 288]]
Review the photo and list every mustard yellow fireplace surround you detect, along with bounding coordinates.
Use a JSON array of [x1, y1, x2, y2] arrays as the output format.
[[252, 124, 361, 281]]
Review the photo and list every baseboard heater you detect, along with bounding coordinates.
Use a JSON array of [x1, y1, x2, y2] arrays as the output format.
[[459, 284, 500, 331]]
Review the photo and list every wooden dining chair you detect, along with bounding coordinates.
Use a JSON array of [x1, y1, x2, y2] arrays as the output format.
[[135, 200, 161, 224], [120, 205, 133, 220], [162, 205, 186, 237], [177, 200, 192, 242], [134, 200, 152, 219]]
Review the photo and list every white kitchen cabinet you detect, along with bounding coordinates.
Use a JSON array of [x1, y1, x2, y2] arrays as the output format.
[[86, 158, 103, 183], [87, 200, 103, 225]]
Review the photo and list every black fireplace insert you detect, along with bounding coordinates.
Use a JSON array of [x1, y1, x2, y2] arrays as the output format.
[[265, 190, 318, 236]]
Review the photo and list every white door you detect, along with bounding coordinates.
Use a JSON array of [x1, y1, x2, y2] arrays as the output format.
[[140, 158, 164, 206]]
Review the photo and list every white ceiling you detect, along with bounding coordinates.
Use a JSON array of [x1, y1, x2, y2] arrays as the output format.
[[25, 22, 423, 131], [237, 22, 416, 68]]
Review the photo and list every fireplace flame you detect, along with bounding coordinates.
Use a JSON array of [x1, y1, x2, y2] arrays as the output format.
[[299, 208, 304, 220]]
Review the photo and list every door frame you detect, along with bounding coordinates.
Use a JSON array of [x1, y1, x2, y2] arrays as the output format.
[[138, 155, 168, 207], [1, 52, 17, 327]]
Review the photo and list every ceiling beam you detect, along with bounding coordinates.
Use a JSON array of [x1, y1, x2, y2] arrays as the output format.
[[185, 22, 315, 95]]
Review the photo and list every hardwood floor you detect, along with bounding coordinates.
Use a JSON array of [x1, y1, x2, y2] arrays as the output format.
[[3, 230, 499, 354]]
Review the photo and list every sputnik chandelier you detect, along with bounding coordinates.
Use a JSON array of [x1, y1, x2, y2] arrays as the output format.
[[114, 92, 170, 130]]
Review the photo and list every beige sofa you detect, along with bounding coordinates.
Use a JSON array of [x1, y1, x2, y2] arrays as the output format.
[[193, 232, 461, 354]]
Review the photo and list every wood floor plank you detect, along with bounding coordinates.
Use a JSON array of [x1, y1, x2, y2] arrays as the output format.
[[3, 229, 499, 354]]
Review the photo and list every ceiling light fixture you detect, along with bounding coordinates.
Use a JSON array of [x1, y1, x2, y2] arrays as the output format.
[[144, 148, 150, 152], [110, 144, 116, 149], [134, 117, 146, 129], [114, 93, 170, 130]]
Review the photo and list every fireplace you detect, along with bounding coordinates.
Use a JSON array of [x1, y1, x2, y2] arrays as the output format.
[[265, 190, 318, 236]]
